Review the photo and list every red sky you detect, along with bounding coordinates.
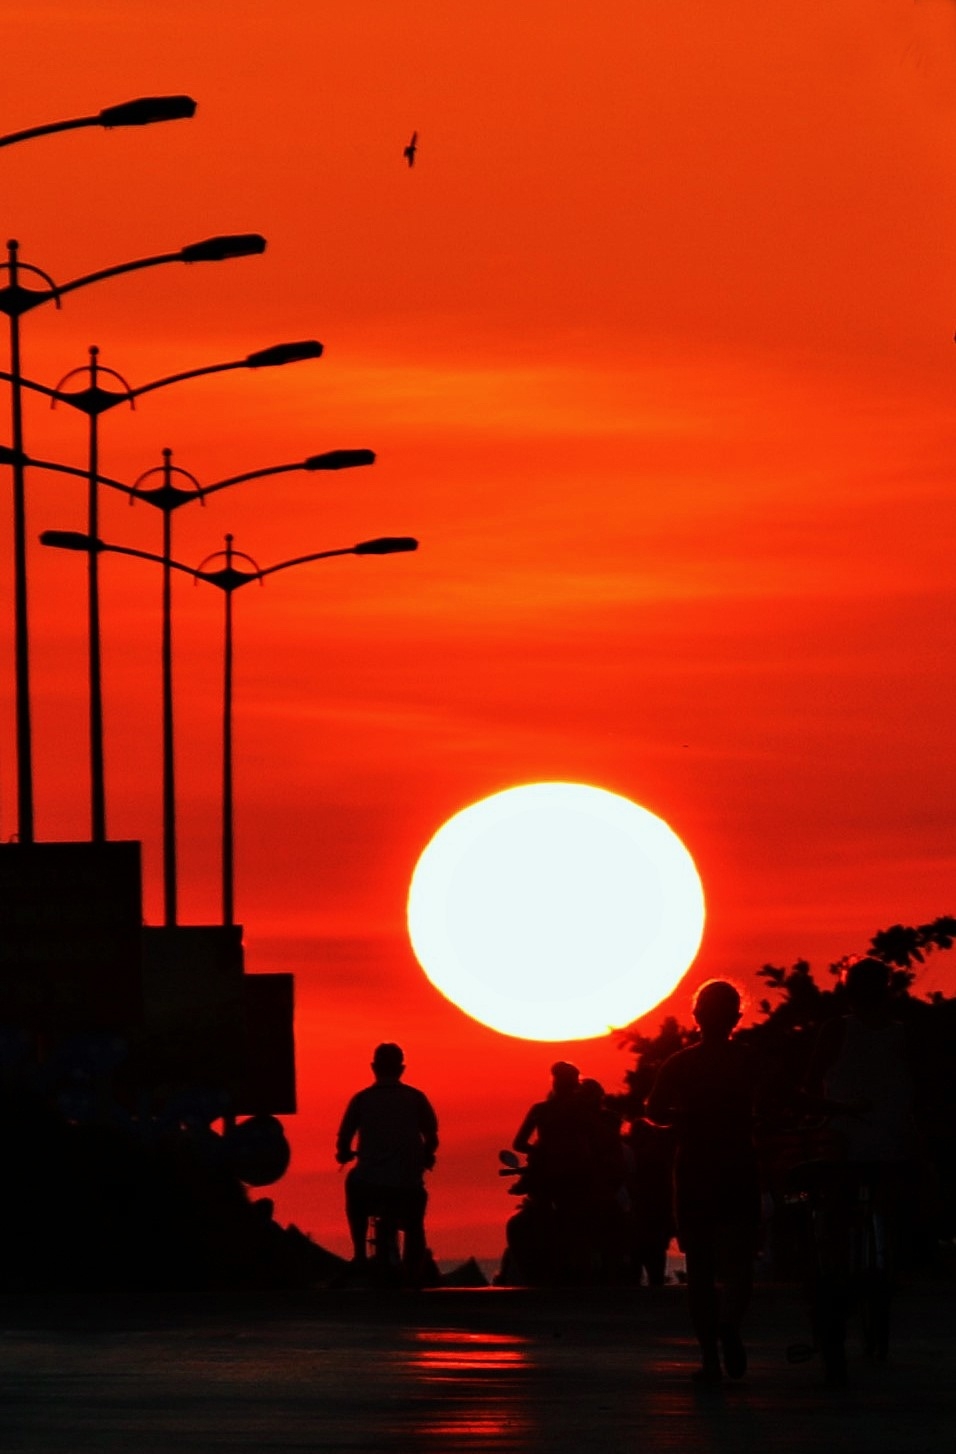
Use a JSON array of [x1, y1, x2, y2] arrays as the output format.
[[3, 1, 956, 1260]]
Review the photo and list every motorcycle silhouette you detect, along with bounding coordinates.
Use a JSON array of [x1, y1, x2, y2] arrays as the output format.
[[495, 1146, 632, 1286]]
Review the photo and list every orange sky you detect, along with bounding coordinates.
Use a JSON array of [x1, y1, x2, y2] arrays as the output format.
[[3, 1, 956, 1259]]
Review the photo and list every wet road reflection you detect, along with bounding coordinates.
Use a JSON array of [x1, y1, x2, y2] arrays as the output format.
[[0, 1285, 953, 1452], [397, 1327, 536, 1449]]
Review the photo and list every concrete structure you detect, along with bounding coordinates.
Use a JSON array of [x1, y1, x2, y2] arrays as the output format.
[[0, 840, 295, 1115]]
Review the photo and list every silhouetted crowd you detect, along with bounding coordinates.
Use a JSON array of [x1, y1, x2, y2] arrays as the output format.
[[496, 1059, 673, 1288], [1, 953, 948, 1393], [495, 965, 941, 1385]]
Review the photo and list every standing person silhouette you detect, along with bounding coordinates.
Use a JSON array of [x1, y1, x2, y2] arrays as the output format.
[[335, 1043, 438, 1284], [801, 956, 917, 1385], [645, 981, 760, 1382], [807, 956, 916, 1174]]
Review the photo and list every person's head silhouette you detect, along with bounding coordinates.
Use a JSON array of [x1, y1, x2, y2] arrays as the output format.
[[692, 980, 742, 1041], [841, 956, 890, 1016], [371, 1043, 405, 1081], [550, 1060, 580, 1096]]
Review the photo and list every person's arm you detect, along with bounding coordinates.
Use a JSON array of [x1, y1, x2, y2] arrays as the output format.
[[335, 1094, 360, 1164], [644, 1059, 680, 1129], [419, 1093, 439, 1169], [512, 1103, 540, 1154]]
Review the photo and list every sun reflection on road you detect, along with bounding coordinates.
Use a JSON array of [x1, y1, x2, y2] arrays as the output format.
[[400, 1328, 535, 1447]]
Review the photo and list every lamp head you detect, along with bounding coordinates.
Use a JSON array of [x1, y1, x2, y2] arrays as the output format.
[[39, 529, 99, 552], [353, 536, 418, 555], [97, 96, 197, 127], [245, 341, 323, 368], [180, 233, 267, 263], [304, 449, 376, 471]]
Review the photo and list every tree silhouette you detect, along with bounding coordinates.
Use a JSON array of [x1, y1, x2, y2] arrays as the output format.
[[867, 916, 956, 972]]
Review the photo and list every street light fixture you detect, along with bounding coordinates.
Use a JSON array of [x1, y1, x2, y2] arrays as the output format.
[[23, 444, 375, 921], [0, 339, 323, 413], [0, 338, 324, 842], [125, 445, 376, 924], [0, 231, 267, 843], [0, 96, 197, 150], [40, 529, 418, 928]]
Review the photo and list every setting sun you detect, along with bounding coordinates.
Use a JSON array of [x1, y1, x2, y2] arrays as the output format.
[[406, 783, 706, 1040]]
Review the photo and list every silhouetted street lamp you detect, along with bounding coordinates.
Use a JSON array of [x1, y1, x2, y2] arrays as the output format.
[[27, 445, 374, 923], [124, 446, 375, 925], [40, 529, 419, 928], [0, 231, 266, 843], [0, 339, 323, 842], [0, 95, 196, 150]]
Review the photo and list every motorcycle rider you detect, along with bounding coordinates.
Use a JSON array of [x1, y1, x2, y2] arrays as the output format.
[[335, 1042, 438, 1284]]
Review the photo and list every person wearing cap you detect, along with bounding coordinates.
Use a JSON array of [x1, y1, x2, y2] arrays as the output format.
[[335, 1043, 439, 1281]]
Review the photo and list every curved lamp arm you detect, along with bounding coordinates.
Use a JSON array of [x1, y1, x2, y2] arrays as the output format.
[[128, 340, 323, 402], [55, 234, 266, 302], [256, 537, 419, 579], [0, 96, 196, 150], [40, 530, 419, 582], [0, 340, 323, 408], [0, 370, 59, 402], [39, 530, 203, 581], [0, 446, 133, 497], [200, 448, 375, 498]]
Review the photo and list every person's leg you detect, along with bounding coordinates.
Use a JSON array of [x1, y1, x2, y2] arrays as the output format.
[[344, 1172, 370, 1262], [683, 1238, 721, 1379], [715, 1221, 755, 1378], [645, 1234, 669, 1288], [814, 1173, 852, 1387], [399, 1186, 428, 1284]]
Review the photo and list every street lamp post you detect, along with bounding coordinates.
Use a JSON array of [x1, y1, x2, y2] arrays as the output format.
[[0, 338, 324, 842], [0, 231, 266, 842], [132, 450, 203, 929], [0, 96, 197, 150], [126, 446, 376, 925], [40, 529, 419, 928], [4, 440, 375, 918], [195, 532, 417, 928]]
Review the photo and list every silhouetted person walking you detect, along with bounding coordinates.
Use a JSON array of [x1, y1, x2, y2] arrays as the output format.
[[645, 981, 760, 1382], [801, 956, 917, 1385], [807, 956, 916, 1175], [335, 1043, 438, 1284]]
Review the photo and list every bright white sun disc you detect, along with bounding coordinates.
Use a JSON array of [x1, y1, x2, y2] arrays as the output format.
[[406, 783, 705, 1040]]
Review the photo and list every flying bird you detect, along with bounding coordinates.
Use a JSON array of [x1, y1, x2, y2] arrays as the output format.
[[403, 131, 418, 167]]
